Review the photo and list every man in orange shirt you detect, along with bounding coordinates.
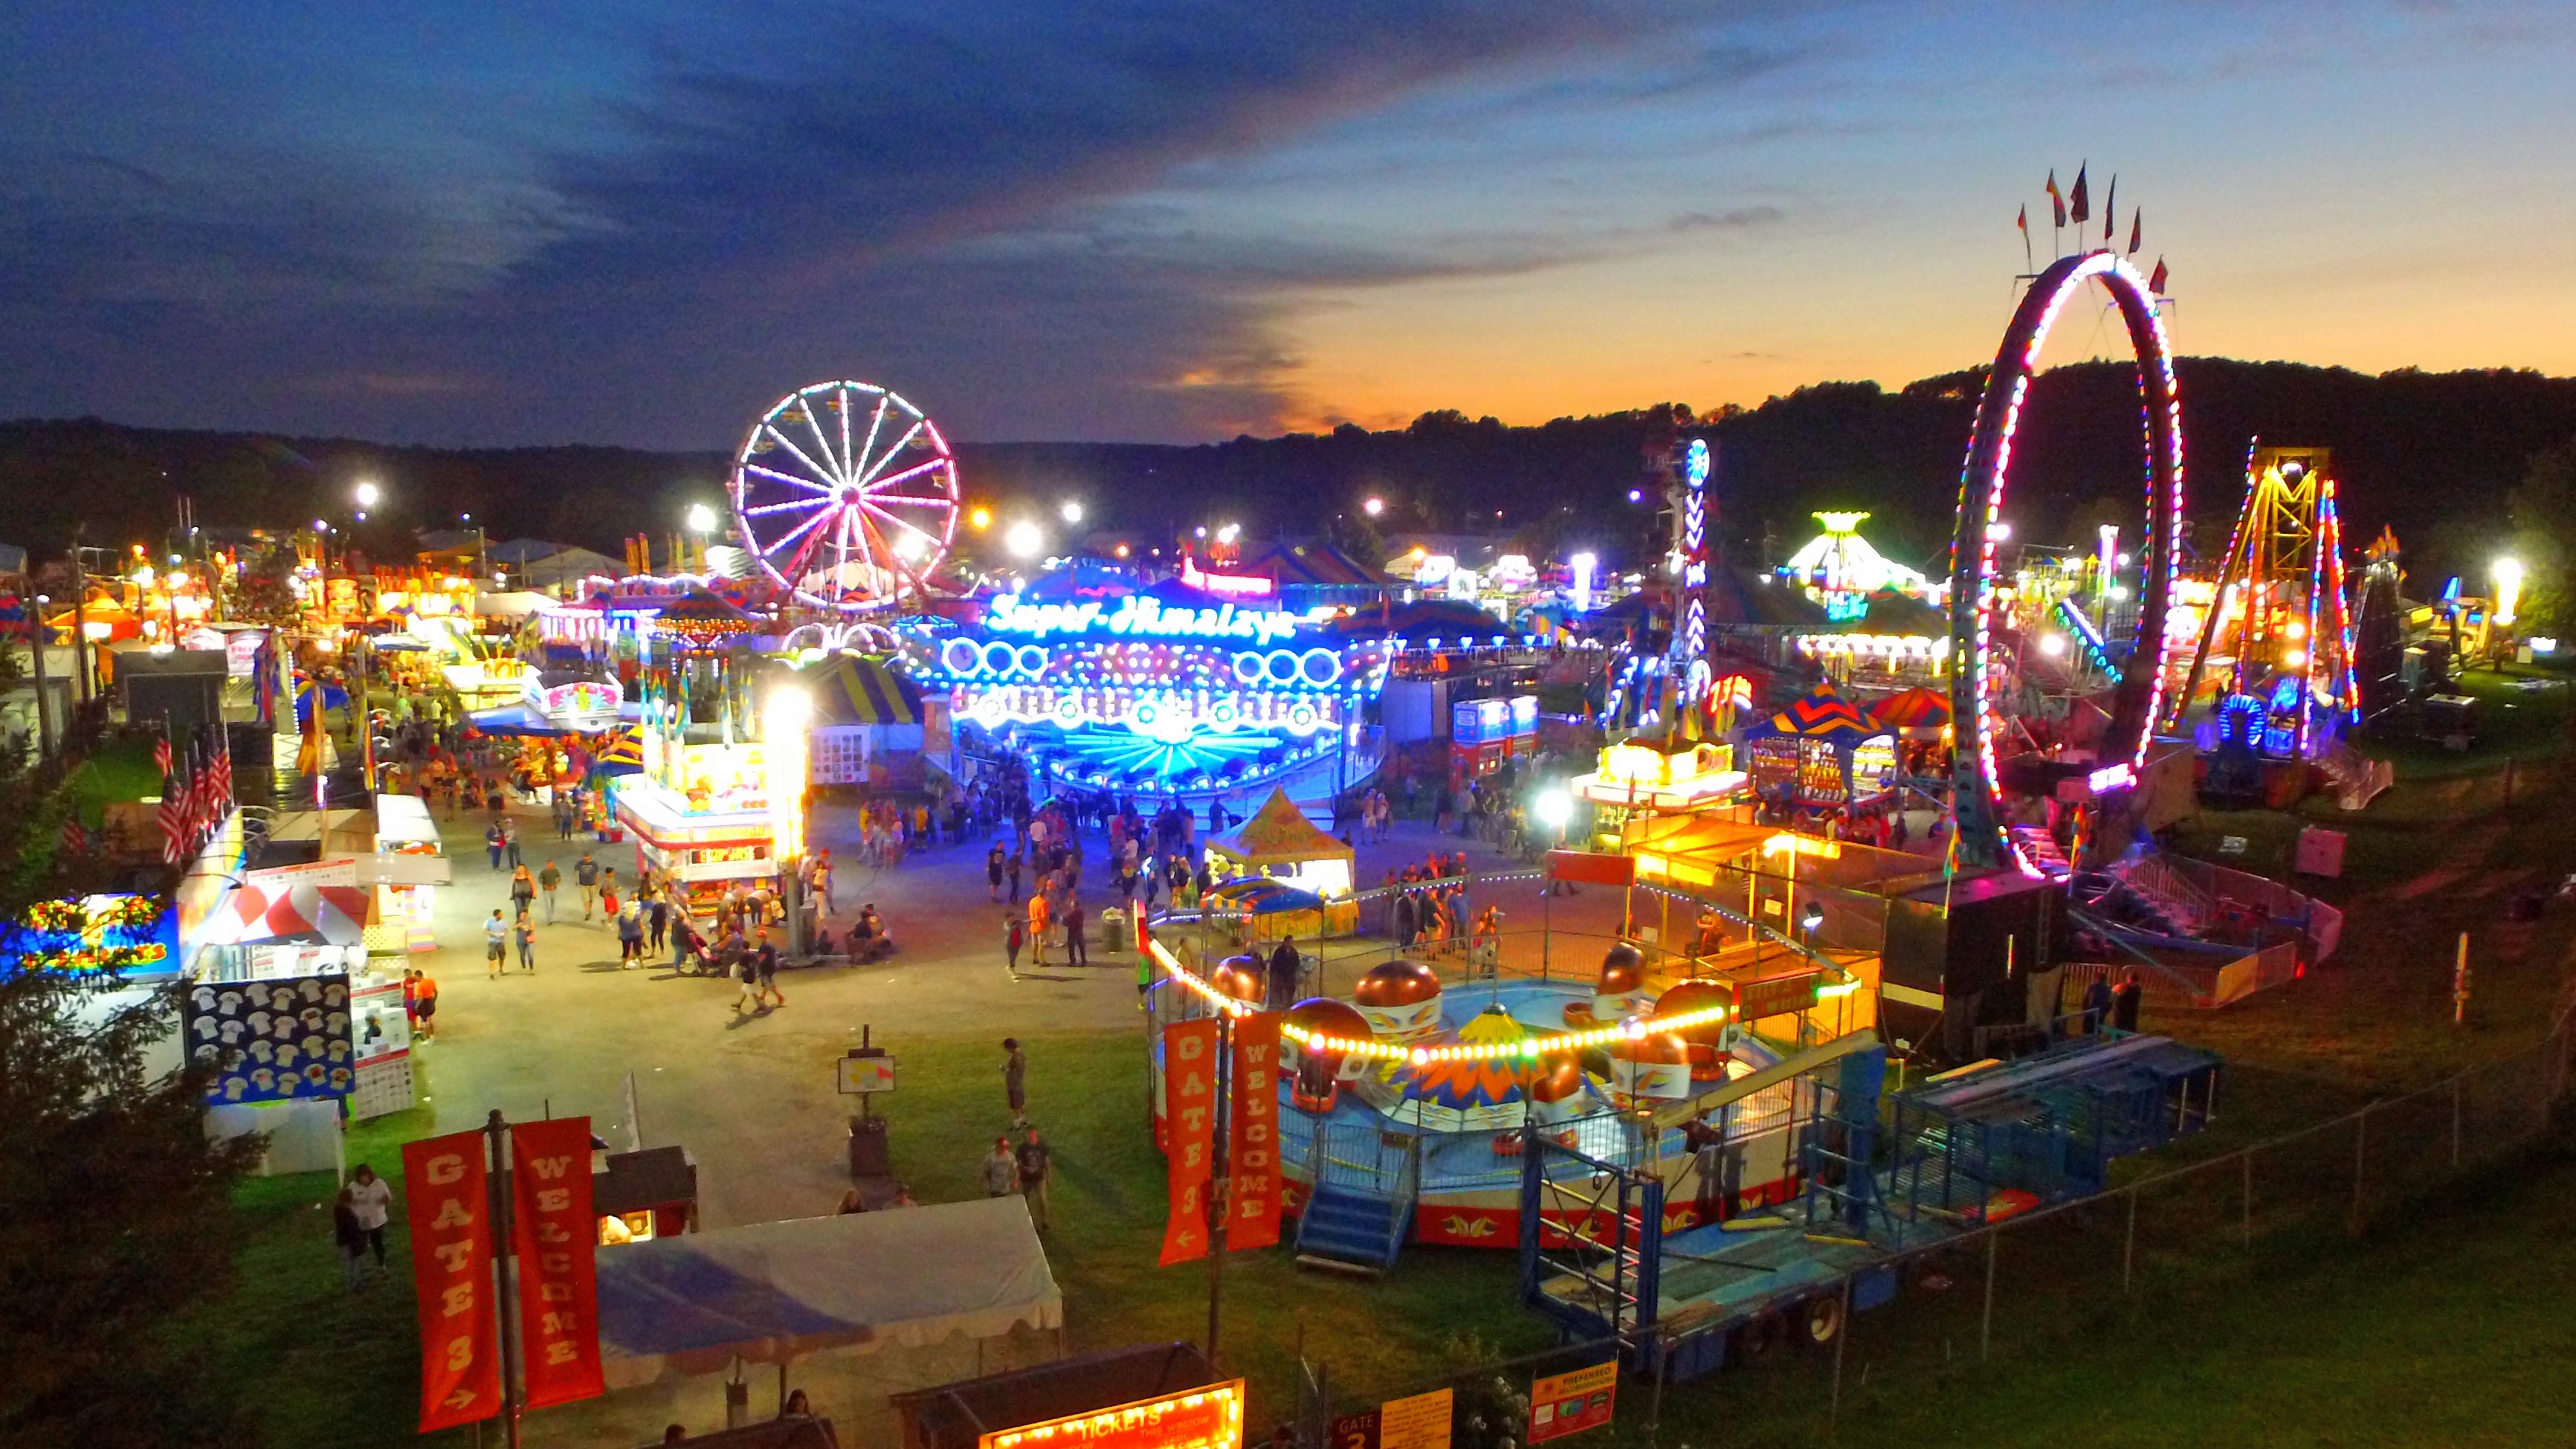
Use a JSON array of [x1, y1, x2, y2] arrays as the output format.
[[1027, 891, 1050, 967]]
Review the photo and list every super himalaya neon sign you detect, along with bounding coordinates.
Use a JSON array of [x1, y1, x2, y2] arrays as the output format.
[[984, 593, 1304, 646]]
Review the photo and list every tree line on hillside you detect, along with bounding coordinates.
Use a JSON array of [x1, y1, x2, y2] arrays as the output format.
[[4, 360, 2573, 595]]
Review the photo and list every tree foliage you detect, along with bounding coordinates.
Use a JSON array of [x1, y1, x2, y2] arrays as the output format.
[[0, 700, 260, 1448]]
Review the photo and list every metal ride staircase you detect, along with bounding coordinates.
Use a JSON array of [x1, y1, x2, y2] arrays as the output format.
[[1519, 1133, 1664, 1347], [1292, 1121, 1418, 1276], [2010, 824, 2073, 880]]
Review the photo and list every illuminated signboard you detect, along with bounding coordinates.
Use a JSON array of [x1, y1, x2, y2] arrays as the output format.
[[981, 1381, 1245, 1449], [526, 678, 624, 732], [5, 894, 176, 976], [986, 593, 1301, 646], [1178, 558, 1276, 598]]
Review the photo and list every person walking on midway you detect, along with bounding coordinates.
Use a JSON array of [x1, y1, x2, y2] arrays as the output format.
[[333, 1186, 369, 1292], [648, 895, 671, 955], [538, 858, 561, 923], [1002, 1038, 1028, 1128], [346, 1163, 393, 1270], [575, 851, 600, 920], [601, 874, 622, 933], [982, 1136, 1018, 1198], [510, 865, 536, 922], [1064, 894, 1088, 966], [515, 914, 537, 972], [1016, 1128, 1053, 1231], [411, 970, 439, 1041], [484, 910, 509, 979], [731, 946, 762, 1015], [1004, 912, 1025, 981], [987, 843, 1007, 903], [617, 902, 644, 968], [503, 817, 523, 869], [1006, 849, 1024, 908], [1268, 934, 1301, 1012], [811, 848, 834, 913], [755, 932, 784, 1007], [485, 822, 506, 872]]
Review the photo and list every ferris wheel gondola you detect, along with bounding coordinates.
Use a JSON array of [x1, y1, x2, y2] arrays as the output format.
[[728, 381, 961, 611]]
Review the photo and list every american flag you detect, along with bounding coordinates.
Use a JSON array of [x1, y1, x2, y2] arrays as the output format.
[[190, 730, 226, 845], [206, 726, 234, 820], [159, 758, 192, 865], [154, 732, 172, 778]]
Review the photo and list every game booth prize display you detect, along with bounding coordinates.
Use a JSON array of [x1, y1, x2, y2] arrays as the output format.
[[183, 858, 417, 1120]]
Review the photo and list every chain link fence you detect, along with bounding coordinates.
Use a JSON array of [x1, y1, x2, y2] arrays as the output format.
[[1292, 1007, 2572, 1448]]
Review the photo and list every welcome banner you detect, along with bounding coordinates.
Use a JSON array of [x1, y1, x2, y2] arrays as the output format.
[[509, 1116, 604, 1407], [1227, 1013, 1282, 1251], [1159, 1018, 1223, 1265], [401, 1131, 501, 1433]]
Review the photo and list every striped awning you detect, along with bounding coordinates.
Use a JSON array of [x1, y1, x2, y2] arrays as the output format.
[[807, 655, 923, 726]]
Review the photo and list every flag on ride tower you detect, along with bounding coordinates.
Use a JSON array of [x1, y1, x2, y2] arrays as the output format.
[[1158, 1017, 1223, 1265], [2068, 164, 2091, 226], [401, 1132, 503, 1433], [2016, 204, 2032, 271], [2102, 175, 2117, 243], [2045, 170, 2065, 227], [2149, 256, 2170, 294], [2128, 209, 2143, 255], [1227, 1013, 1282, 1252], [510, 1117, 605, 1407]]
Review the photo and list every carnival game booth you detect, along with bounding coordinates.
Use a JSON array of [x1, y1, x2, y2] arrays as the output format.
[[1570, 738, 1749, 851], [1147, 935, 1875, 1270], [904, 582, 1390, 811], [367, 792, 447, 949], [585, 1197, 1062, 1448], [800, 653, 929, 787], [1203, 787, 1358, 938], [1741, 680, 1897, 817]]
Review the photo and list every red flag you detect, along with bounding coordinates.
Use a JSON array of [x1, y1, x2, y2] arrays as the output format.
[[2044, 170, 2065, 227], [510, 1117, 606, 1409], [2128, 209, 2143, 255], [1227, 1013, 1283, 1252], [153, 733, 172, 778], [2015, 204, 2028, 236], [160, 761, 193, 865], [402, 1132, 503, 1433], [2068, 164, 2090, 225], [2149, 256, 2169, 294], [1158, 1018, 1223, 1265], [2102, 175, 2117, 244], [61, 816, 88, 857]]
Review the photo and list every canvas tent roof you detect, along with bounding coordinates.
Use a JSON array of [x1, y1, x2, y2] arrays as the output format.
[[597, 1196, 1061, 1390], [1206, 787, 1352, 868]]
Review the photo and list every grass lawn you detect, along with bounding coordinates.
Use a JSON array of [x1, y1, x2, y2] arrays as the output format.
[[188, 710, 2576, 1447]]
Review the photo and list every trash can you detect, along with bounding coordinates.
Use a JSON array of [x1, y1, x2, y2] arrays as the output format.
[[1099, 907, 1126, 955]]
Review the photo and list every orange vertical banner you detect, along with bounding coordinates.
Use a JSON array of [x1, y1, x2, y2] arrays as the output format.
[[1159, 1017, 1223, 1265], [1228, 1012, 1282, 1250], [509, 1116, 605, 1408], [401, 1130, 501, 1434]]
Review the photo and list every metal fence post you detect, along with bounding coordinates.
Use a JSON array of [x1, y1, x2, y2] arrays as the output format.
[[1980, 1230, 1997, 1361], [2122, 1187, 2137, 1294], [2241, 1150, 2253, 1250], [1828, 1274, 1853, 1424]]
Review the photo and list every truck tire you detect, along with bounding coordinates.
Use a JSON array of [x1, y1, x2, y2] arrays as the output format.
[[1731, 1312, 1783, 1364]]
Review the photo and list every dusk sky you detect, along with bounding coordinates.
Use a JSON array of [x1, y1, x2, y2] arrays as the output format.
[[4, 1, 2572, 450]]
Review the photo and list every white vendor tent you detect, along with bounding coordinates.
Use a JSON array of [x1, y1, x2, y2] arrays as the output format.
[[597, 1197, 1062, 1390]]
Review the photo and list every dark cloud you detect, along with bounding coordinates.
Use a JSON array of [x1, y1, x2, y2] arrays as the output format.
[[0, 1, 1768, 445]]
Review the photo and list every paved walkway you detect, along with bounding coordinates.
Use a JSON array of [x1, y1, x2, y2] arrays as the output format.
[[406, 796, 1595, 1227]]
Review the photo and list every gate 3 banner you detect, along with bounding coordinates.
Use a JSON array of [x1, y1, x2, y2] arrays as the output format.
[[1227, 1013, 1282, 1251], [1159, 1018, 1222, 1265], [510, 1116, 605, 1408], [401, 1131, 501, 1433]]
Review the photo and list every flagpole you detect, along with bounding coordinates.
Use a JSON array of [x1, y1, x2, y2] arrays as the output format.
[[1204, 1010, 1232, 1366]]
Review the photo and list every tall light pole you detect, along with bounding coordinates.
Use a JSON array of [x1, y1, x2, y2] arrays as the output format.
[[685, 502, 718, 573]]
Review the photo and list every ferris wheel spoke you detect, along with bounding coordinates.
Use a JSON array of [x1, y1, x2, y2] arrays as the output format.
[[856, 419, 927, 488], [859, 498, 943, 549], [775, 509, 842, 586], [858, 512, 933, 599], [743, 463, 836, 494], [762, 425, 842, 492], [836, 386, 855, 483], [800, 401, 846, 487], [850, 393, 891, 489], [860, 459, 948, 495], [759, 503, 837, 561], [743, 495, 830, 517]]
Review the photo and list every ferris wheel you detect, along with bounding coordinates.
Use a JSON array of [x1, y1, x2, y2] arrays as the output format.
[[729, 380, 961, 610]]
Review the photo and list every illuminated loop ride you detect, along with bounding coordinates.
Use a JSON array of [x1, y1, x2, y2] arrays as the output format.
[[1948, 250, 2184, 875], [729, 381, 962, 612]]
